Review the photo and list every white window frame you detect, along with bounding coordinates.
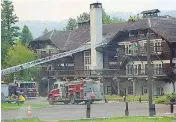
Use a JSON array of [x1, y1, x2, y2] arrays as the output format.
[[133, 64, 138, 75], [142, 86, 148, 95], [153, 39, 162, 53], [126, 64, 133, 75], [154, 64, 162, 75], [141, 64, 146, 74], [156, 87, 164, 96], [125, 43, 138, 56], [84, 51, 91, 75]]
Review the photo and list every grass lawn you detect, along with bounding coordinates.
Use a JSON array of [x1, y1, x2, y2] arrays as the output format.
[[5, 118, 42, 122], [105, 95, 168, 103], [3, 116, 176, 122], [58, 117, 176, 122], [1, 102, 48, 110]]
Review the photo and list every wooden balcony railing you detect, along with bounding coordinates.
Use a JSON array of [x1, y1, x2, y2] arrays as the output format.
[[40, 68, 169, 78]]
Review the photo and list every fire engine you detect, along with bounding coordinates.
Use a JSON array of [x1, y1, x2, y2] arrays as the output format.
[[16, 81, 38, 98], [48, 79, 105, 105]]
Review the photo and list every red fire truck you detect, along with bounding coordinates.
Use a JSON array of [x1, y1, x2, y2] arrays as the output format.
[[16, 81, 38, 98], [48, 79, 105, 105]]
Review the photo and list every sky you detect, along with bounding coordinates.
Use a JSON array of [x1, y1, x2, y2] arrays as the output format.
[[12, 0, 176, 21]]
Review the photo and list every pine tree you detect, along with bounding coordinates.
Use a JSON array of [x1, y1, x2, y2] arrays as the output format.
[[1, 0, 20, 67], [21, 25, 33, 45], [64, 18, 77, 31], [43, 28, 49, 35]]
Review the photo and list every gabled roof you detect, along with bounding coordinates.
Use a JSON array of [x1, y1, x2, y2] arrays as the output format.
[[31, 30, 69, 50], [63, 22, 131, 50], [31, 16, 176, 52], [124, 16, 176, 43]]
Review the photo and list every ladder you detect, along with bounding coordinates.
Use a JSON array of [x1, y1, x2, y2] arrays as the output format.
[[1, 41, 107, 76]]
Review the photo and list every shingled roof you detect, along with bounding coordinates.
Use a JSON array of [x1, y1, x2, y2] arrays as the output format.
[[124, 16, 176, 43], [31, 30, 69, 50], [31, 16, 176, 52]]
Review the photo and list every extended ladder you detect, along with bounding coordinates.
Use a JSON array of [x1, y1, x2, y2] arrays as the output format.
[[1, 41, 107, 76]]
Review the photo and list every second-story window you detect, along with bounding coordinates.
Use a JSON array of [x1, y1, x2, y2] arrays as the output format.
[[125, 43, 138, 56], [154, 40, 162, 52], [84, 51, 91, 74], [126, 64, 133, 75], [154, 64, 162, 75]]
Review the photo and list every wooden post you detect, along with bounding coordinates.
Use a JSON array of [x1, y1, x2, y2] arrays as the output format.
[[139, 95, 141, 103], [132, 79, 136, 96], [86, 102, 91, 118], [125, 102, 129, 116], [170, 103, 174, 113], [117, 80, 120, 95]]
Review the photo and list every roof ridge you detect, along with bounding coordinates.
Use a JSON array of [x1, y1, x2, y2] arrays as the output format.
[[49, 30, 55, 40]]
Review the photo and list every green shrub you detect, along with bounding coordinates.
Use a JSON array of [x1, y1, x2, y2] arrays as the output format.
[[155, 97, 169, 104], [166, 93, 176, 100]]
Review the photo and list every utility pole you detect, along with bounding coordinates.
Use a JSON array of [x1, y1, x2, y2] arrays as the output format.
[[147, 18, 154, 117]]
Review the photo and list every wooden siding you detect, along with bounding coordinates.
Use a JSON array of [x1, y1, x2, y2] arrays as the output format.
[[73, 52, 84, 71]]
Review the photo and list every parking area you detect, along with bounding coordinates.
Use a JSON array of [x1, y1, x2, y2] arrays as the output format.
[[1, 97, 175, 121]]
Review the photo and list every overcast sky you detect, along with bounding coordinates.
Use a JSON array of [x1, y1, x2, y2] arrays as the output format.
[[12, 0, 176, 21]]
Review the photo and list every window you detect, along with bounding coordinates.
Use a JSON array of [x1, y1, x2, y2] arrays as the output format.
[[125, 43, 138, 56], [141, 64, 146, 74], [107, 86, 111, 94], [54, 84, 58, 89], [126, 64, 140, 75], [133, 64, 138, 75], [84, 51, 91, 75], [142, 87, 148, 95], [126, 64, 133, 75], [154, 64, 162, 75], [154, 40, 162, 52], [128, 86, 133, 95], [156, 87, 164, 96]]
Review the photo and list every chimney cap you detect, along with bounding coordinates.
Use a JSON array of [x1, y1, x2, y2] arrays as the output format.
[[141, 9, 160, 14], [90, 3, 102, 8]]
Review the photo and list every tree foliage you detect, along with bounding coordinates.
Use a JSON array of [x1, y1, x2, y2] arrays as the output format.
[[64, 18, 77, 31], [64, 9, 125, 31], [21, 25, 33, 45], [1, 0, 20, 67], [43, 27, 49, 35], [77, 12, 90, 22], [2, 40, 38, 82]]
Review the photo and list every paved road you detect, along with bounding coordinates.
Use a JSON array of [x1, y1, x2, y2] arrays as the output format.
[[2, 98, 176, 121]]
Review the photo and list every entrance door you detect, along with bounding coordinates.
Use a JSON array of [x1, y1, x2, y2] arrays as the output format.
[[142, 87, 148, 95]]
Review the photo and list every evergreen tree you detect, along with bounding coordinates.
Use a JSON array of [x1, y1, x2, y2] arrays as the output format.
[[1, 0, 20, 67], [77, 12, 90, 22], [43, 27, 49, 35], [64, 18, 77, 31], [21, 25, 33, 45]]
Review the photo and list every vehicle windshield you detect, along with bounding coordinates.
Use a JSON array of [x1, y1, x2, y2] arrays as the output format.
[[54, 84, 58, 89], [20, 83, 35, 88]]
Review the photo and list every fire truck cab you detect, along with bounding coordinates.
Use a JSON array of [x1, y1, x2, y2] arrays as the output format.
[[48, 79, 105, 105]]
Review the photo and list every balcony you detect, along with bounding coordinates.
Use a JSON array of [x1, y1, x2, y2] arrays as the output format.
[[40, 68, 168, 78]]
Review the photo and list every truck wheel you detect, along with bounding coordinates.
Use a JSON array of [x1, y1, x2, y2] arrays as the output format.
[[64, 101, 69, 104], [70, 95, 75, 104], [48, 97, 53, 105]]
